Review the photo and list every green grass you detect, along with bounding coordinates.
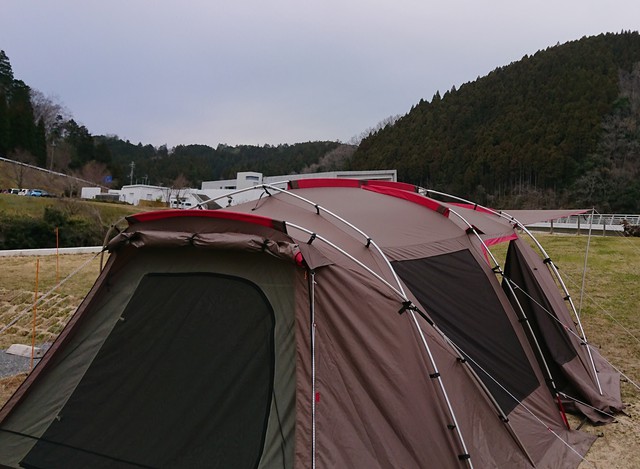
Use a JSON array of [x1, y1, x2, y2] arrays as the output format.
[[0, 193, 144, 222], [0, 193, 57, 218]]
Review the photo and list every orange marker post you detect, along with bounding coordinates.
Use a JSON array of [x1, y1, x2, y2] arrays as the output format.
[[55, 226, 60, 283], [31, 258, 40, 371]]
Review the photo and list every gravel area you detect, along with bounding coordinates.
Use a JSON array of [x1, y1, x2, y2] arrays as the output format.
[[0, 344, 50, 378]]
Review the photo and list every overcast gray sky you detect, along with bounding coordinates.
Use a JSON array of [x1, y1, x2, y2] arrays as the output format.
[[1, 1, 639, 148]]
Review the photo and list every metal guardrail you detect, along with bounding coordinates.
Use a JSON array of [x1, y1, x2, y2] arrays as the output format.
[[553, 213, 640, 226], [527, 213, 640, 235], [0, 246, 103, 257]]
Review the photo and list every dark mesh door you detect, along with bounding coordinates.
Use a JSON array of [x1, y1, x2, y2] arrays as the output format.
[[394, 251, 539, 414], [23, 273, 275, 469]]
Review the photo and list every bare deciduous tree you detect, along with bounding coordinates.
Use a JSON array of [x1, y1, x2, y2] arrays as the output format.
[[29, 89, 72, 137], [164, 174, 191, 208], [8, 149, 35, 189], [79, 161, 109, 186]]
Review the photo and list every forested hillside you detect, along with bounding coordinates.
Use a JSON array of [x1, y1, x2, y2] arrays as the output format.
[[0, 51, 46, 167], [351, 32, 640, 211]]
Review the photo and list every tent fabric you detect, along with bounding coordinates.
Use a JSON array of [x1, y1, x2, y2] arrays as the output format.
[[0, 183, 618, 468]]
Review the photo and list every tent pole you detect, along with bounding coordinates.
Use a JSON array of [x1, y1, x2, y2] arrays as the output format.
[[578, 208, 595, 316], [432, 323, 536, 466], [261, 184, 409, 295], [407, 310, 474, 468], [284, 219, 474, 466], [308, 269, 317, 469], [285, 222, 407, 300], [421, 188, 604, 396], [208, 183, 410, 297]]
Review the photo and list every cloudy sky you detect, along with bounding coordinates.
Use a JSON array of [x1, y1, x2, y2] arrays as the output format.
[[1, 1, 639, 148]]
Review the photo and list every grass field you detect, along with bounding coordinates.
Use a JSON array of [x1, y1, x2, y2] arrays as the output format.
[[0, 192, 144, 222], [0, 232, 638, 466]]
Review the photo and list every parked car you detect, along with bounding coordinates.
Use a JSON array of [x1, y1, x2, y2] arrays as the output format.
[[28, 189, 50, 197]]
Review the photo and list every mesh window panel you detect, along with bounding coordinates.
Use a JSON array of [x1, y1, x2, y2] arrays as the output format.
[[393, 250, 538, 415], [22, 273, 275, 469]]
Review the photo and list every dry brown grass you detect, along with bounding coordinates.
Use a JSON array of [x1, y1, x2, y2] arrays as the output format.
[[0, 253, 103, 349]]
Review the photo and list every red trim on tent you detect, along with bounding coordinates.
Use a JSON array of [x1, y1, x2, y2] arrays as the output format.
[[287, 178, 419, 193], [479, 233, 519, 264], [127, 209, 286, 232], [288, 178, 361, 190], [285, 177, 449, 216], [363, 185, 450, 217], [483, 233, 519, 247], [448, 202, 496, 215], [362, 180, 418, 192]]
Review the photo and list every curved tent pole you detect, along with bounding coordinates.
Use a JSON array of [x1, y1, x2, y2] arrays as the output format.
[[258, 183, 408, 296], [420, 188, 603, 396], [285, 222, 407, 299], [445, 205, 571, 429]]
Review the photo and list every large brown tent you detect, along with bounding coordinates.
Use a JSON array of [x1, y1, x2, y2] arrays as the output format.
[[0, 179, 623, 468]]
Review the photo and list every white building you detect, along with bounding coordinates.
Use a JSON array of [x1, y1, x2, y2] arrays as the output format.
[[80, 187, 102, 199], [81, 169, 397, 208], [202, 169, 397, 191], [200, 169, 397, 207], [117, 184, 169, 206]]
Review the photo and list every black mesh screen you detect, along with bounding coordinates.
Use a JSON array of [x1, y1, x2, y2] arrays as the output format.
[[23, 273, 275, 469], [393, 250, 539, 415]]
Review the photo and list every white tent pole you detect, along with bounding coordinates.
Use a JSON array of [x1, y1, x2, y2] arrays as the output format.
[[250, 185, 407, 296], [285, 222, 406, 301], [421, 188, 604, 396], [309, 270, 317, 469], [427, 318, 537, 466], [260, 184, 408, 296], [407, 310, 474, 468], [578, 208, 595, 316]]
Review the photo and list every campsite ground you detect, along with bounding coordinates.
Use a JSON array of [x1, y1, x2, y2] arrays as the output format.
[[0, 234, 639, 467]]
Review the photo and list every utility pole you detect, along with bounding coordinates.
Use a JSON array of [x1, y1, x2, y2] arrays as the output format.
[[49, 141, 56, 170], [129, 161, 135, 185]]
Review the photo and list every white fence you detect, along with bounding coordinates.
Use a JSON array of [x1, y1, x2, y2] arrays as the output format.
[[527, 213, 640, 235]]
